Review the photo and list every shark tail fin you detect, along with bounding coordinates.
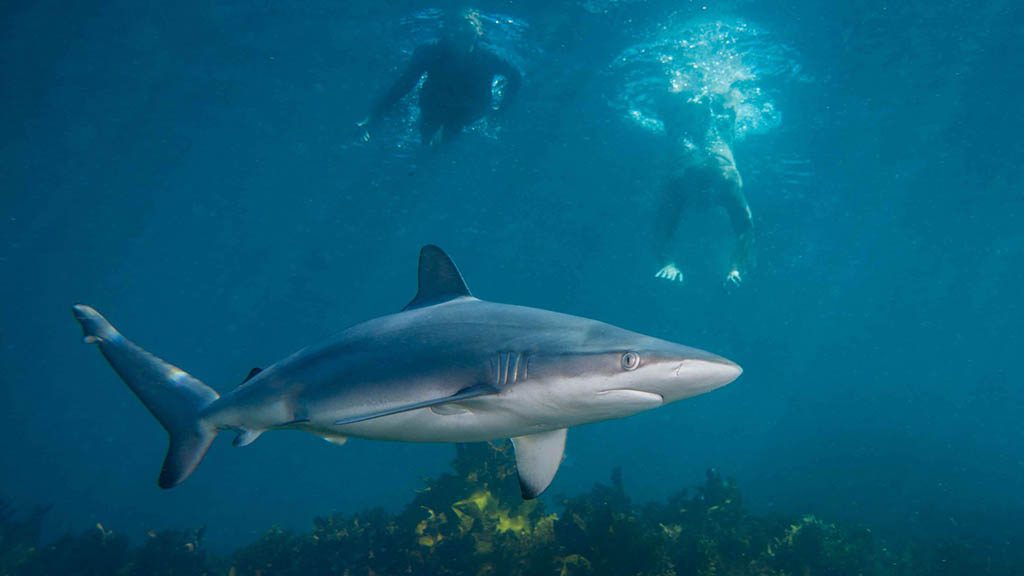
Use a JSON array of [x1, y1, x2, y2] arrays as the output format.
[[72, 304, 220, 489]]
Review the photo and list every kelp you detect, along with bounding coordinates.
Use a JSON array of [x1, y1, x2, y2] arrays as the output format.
[[1, 444, 1020, 576]]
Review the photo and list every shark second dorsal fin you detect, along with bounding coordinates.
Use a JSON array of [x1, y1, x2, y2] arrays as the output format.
[[403, 245, 473, 310], [240, 367, 262, 385]]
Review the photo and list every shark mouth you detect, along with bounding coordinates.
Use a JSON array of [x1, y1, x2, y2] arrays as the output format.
[[595, 389, 665, 409]]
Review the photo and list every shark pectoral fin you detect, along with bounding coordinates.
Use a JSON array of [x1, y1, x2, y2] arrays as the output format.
[[333, 383, 498, 426], [511, 428, 568, 499], [232, 429, 263, 447]]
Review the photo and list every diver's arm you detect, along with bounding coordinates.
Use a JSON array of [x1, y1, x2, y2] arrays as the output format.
[[367, 46, 434, 123]]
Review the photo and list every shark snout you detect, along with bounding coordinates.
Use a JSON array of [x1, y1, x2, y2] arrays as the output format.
[[678, 357, 741, 387], [661, 353, 741, 402]]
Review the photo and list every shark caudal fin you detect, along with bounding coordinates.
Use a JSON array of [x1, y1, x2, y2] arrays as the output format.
[[72, 304, 220, 489]]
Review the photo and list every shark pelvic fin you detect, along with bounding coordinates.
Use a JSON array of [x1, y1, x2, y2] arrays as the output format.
[[321, 433, 348, 446], [403, 245, 473, 310], [511, 428, 567, 499], [333, 383, 497, 426], [232, 429, 263, 447]]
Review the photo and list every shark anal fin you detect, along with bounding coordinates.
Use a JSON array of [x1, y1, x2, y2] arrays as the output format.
[[240, 367, 263, 385], [511, 428, 567, 499], [333, 383, 497, 426], [403, 245, 473, 310]]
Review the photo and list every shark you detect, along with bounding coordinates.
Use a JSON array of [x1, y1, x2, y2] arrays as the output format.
[[72, 245, 741, 498]]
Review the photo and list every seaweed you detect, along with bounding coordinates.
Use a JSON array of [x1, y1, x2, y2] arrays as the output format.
[[14, 523, 130, 576], [642, 469, 761, 576], [0, 500, 52, 576], [555, 468, 671, 576], [394, 442, 558, 576], [129, 527, 210, 576], [3, 443, 1020, 575], [230, 526, 305, 576]]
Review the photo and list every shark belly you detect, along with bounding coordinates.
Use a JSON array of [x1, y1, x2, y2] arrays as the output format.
[[309, 391, 557, 442], [328, 408, 545, 443], [305, 384, 664, 443]]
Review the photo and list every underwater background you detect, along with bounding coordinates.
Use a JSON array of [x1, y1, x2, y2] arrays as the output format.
[[1, 0, 1021, 573]]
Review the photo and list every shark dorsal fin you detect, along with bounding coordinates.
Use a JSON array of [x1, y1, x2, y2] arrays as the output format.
[[403, 245, 472, 311]]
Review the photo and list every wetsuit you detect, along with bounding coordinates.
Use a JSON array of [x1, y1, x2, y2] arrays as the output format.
[[369, 41, 522, 145]]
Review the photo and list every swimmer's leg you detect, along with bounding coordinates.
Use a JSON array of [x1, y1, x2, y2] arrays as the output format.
[[721, 167, 754, 288], [434, 109, 474, 147], [419, 116, 443, 147], [653, 173, 696, 283], [434, 122, 464, 146], [418, 99, 445, 147], [420, 101, 470, 147]]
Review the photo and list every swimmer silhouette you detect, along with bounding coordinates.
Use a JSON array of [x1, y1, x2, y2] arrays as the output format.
[[358, 11, 522, 147], [653, 90, 755, 288]]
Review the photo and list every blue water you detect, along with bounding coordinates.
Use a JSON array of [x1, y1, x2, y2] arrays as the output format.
[[2, 0, 1021, 555]]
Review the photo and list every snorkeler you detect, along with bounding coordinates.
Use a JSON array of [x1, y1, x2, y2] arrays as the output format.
[[357, 11, 522, 147], [653, 91, 755, 288]]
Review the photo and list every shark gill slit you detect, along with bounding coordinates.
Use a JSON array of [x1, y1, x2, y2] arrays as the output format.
[[512, 352, 521, 384]]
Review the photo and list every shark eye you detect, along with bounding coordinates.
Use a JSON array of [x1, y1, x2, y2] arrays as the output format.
[[621, 352, 641, 371]]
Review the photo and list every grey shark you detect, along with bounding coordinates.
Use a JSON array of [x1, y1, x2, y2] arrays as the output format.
[[72, 245, 741, 498]]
